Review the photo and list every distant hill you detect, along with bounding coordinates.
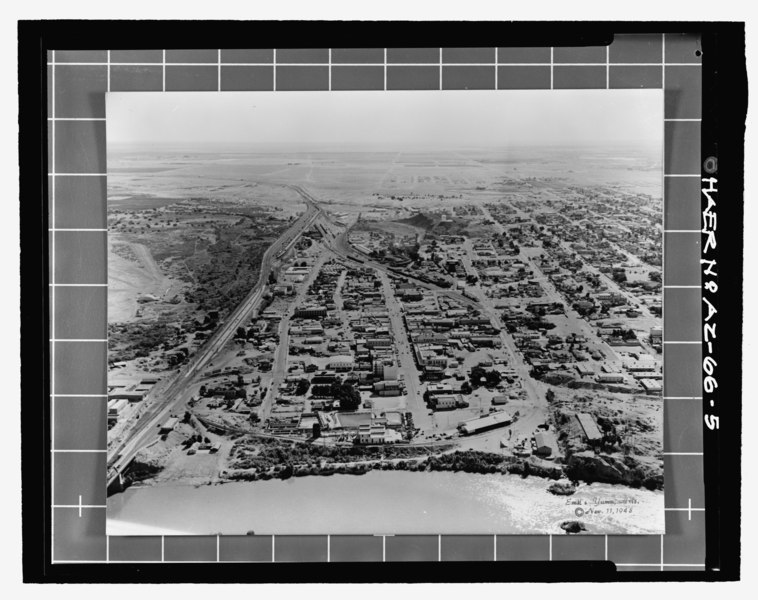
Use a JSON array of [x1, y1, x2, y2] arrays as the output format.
[[396, 212, 435, 230]]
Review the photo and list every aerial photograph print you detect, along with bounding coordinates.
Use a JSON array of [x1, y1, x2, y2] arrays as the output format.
[[105, 90, 665, 536]]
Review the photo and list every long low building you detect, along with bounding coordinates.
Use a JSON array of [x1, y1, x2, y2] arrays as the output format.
[[639, 378, 663, 393], [575, 412, 603, 443], [294, 305, 327, 319], [459, 411, 512, 436]]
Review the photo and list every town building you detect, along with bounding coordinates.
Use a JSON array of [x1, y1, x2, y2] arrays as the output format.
[[459, 411, 512, 435], [534, 431, 559, 457], [294, 305, 328, 319]]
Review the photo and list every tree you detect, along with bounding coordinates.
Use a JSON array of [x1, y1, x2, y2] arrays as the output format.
[[333, 381, 361, 411], [460, 381, 472, 395], [469, 366, 487, 388], [485, 370, 502, 388], [546, 389, 556, 403], [407, 243, 420, 261], [310, 384, 332, 397], [295, 379, 310, 396]]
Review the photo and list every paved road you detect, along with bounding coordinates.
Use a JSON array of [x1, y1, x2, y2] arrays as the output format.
[[108, 190, 322, 484], [377, 270, 432, 432], [456, 235, 546, 413], [259, 251, 328, 421]]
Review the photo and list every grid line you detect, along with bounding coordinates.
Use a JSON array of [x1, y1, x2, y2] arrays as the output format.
[[50, 339, 108, 342], [49, 559, 706, 566], [605, 46, 609, 89], [50, 283, 108, 287], [49, 61, 703, 67], [383, 48, 387, 91], [664, 452, 704, 456], [49, 228, 107, 232], [494, 51, 499, 89], [50, 48, 56, 563], [49, 173, 107, 177]]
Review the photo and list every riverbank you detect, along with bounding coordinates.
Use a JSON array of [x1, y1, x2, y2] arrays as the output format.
[[223, 450, 564, 483], [123, 432, 662, 493]]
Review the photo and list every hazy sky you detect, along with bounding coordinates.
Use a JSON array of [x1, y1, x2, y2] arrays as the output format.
[[107, 89, 662, 151]]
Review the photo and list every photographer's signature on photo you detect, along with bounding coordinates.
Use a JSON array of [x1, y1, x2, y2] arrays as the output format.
[[567, 496, 639, 517]]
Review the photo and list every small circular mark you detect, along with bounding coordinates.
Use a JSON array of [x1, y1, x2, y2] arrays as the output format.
[[704, 156, 718, 174], [695, 49, 702, 57]]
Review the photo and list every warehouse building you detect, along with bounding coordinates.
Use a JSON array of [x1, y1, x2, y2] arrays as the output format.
[[459, 411, 512, 436]]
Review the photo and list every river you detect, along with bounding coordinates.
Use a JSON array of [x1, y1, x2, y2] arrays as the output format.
[[107, 471, 664, 536]]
